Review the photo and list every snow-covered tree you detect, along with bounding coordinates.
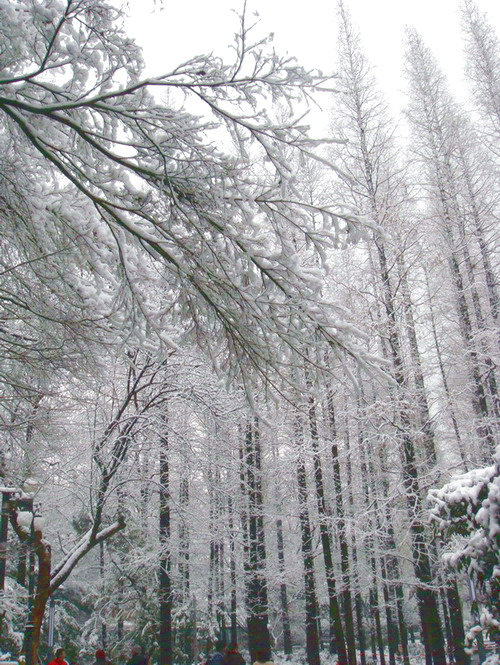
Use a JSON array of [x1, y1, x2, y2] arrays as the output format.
[[0, 0, 377, 395], [461, 0, 500, 154], [428, 446, 500, 646]]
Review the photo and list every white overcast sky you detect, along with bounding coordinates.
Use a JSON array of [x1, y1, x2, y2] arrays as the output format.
[[127, 0, 500, 116]]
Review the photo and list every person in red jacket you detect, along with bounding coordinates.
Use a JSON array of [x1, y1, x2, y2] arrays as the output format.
[[48, 648, 69, 665], [223, 644, 245, 665]]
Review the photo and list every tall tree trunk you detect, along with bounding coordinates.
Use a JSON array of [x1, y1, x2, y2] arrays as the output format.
[[372, 236, 447, 665], [380, 556, 398, 665], [405, 44, 497, 454], [276, 517, 293, 655], [305, 376, 349, 665], [228, 496, 238, 646], [357, 389, 386, 665], [457, 212, 500, 422], [398, 255, 437, 466], [439, 587, 454, 665], [445, 580, 469, 665], [208, 465, 226, 638], [159, 423, 172, 665], [177, 472, 191, 661], [442, 194, 495, 455], [244, 420, 271, 661], [458, 149, 500, 335], [178, 474, 190, 602], [375, 432, 411, 665], [324, 388, 357, 665], [215, 468, 226, 637], [395, 586, 411, 665], [207, 467, 217, 639], [100, 541, 107, 649], [238, 431, 251, 621], [342, 400, 367, 665], [423, 268, 467, 467], [294, 413, 321, 665]]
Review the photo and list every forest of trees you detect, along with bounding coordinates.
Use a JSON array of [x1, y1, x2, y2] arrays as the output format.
[[0, 1, 499, 665]]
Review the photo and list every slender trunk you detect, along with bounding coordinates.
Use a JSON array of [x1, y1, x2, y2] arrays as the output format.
[[376, 433, 410, 665], [457, 213, 500, 422], [228, 496, 238, 646], [439, 587, 454, 665], [460, 154, 500, 334], [159, 424, 172, 665], [357, 393, 385, 665], [433, 152, 495, 454], [100, 541, 107, 649], [380, 557, 398, 665], [373, 237, 447, 665], [294, 413, 321, 665], [208, 467, 216, 634], [398, 256, 437, 466], [177, 473, 191, 660], [342, 401, 367, 665], [276, 517, 293, 655], [191, 596, 199, 665], [399, 418, 447, 665], [215, 468, 225, 636], [238, 432, 251, 618], [117, 579, 124, 642], [395, 587, 410, 665], [305, 377, 349, 665], [445, 579, 469, 665], [178, 475, 190, 601], [324, 388, 356, 665], [244, 420, 271, 661], [424, 268, 467, 467]]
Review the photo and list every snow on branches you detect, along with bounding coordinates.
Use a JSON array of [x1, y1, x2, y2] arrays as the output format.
[[0, 0, 379, 390], [428, 446, 500, 638]]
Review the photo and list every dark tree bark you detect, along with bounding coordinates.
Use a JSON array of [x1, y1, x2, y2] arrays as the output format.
[[439, 587, 454, 664], [371, 236, 447, 665], [304, 376, 349, 665], [178, 474, 190, 603], [324, 388, 357, 665], [228, 496, 238, 647], [17, 542, 28, 587], [294, 413, 321, 665], [380, 555, 398, 665], [355, 383, 387, 665], [398, 257, 437, 466], [243, 420, 271, 661], [100, 541, 107, 650], [376, 434, 411, 665], [276, 517, 293, 655], [159, 424, 172, 665], [342, 402, 367, 665], [445, 579, 469, 665], [395, 586, 410, 665]]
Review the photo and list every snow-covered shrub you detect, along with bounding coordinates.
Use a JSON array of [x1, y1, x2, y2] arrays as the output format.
[[428, 446, 500, 643]]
